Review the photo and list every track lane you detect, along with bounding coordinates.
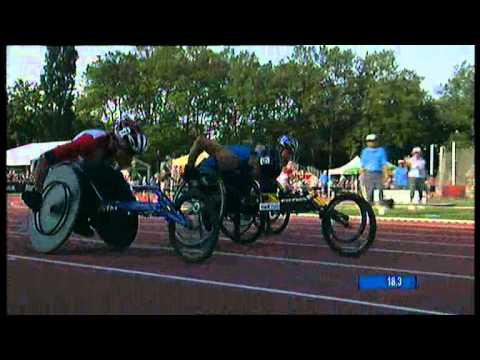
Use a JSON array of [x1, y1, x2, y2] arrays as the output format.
[[7, 204, 475, 314]]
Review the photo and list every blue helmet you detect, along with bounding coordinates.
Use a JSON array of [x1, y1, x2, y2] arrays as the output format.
[[278, 135, 299, 154]]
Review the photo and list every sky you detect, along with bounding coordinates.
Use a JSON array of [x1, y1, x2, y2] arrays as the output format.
[[6, 45, 475, 98]]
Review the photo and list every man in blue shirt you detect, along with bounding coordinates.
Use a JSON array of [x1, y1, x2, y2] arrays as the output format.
[[360, 134, 388, 204], [320, 171, 329, 196], [393, 160, 408, 189]]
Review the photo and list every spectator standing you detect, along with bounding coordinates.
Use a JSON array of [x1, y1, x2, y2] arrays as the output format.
[[407, 147, 427, 204], [360, 134, 389, 204], [394, 160, 408, 189], [320, 171, 329, 197]]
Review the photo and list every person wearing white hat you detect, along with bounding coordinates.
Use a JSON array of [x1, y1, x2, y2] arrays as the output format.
[[407, 147, 426, 204], [360, 134, 389, 204]]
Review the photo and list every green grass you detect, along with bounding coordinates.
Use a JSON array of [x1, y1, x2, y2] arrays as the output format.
[[427, 197, 475, 207], [334, 204, 475, 221], [374, 207, 474, 220]]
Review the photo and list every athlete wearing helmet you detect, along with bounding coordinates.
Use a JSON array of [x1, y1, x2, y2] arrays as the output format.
[[183, 134, 298, 194], [114, 118, 149, 155], [278, 135, 299, 161], [22, 116, 149, 236]]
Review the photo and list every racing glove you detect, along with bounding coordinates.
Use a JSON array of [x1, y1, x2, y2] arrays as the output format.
[[22, 189, 43, 212], [183, 165, 199, 182]]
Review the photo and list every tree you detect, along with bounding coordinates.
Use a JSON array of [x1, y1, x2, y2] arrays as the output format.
[[40, 46, 79, 140], [7, 80, 45, 147], [73, 45, 443, 170], [436, 61, 474, 147]]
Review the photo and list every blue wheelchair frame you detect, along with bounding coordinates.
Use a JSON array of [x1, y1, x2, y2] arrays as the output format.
[[98, 184, 190, 228]]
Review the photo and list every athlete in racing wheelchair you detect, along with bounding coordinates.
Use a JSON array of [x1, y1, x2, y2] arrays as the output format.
[[22, 117, 149, 239], [181, 134, 299, 242]]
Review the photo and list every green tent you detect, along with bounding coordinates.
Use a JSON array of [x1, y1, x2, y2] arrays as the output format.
[[330, 156, 396, 176]]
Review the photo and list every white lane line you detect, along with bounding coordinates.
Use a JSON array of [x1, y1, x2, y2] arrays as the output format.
[[6, 254, 454, 315], [137, 217, 475, 230], [241, 240, 474, 259], [261, 237, 475, 249], [70, 237, 474, 281], [7, 228, 473, 260], [136, 230, 474, 260], [8, 219, 474, 241], [7, 207, 474, 226], [135, 223, 475, 247], [136, 222, 475, 242], [7, 231, 474, 279]]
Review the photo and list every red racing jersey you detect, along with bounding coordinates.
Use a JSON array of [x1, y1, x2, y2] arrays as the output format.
[[48, 129, 115, 164]]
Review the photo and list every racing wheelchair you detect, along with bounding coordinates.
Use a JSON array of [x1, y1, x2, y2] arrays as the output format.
[[175, 165, 377, 258], [27, 161, 220, 263], [259, 187, 377, 256]]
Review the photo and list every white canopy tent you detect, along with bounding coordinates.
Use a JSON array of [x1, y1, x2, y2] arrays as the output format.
[[7, 141, 69, 167]]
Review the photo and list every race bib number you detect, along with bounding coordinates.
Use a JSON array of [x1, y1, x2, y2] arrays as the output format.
[[259, 202, 280, 211], [260, 156, 270, 165], [118, 127, 131, 137], [259, 193, 280, 211]]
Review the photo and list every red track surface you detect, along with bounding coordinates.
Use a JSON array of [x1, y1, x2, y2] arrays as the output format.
[[7, 195, 475, 315]]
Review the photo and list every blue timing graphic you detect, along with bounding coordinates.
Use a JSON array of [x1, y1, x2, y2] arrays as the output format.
[[358, 275, 418, 290]]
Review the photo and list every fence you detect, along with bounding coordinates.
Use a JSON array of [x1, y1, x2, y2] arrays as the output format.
[[437, 144, 474, 198]]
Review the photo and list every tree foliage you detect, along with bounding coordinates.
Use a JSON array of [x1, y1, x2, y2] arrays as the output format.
[[40, 46, 79, 140], [435, 61, 474, 147], [7, 46, 473, 171], [7, 80, 45, 148]]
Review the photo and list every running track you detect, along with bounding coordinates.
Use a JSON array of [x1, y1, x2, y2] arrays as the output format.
[[7, 196, 475, 315]]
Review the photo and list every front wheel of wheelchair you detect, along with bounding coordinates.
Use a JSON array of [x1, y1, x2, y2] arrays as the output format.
[[169, 188, 220, 263], [321, 192, 376, 257], [221, 180, 265, 244], [264, 210, 290, 235]]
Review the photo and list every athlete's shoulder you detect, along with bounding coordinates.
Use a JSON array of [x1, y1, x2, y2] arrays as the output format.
[[73, 129, 109, 141]]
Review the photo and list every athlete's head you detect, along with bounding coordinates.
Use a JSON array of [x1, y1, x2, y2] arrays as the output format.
[[114, 117, 149, 155], [278, 135, 299, 162], [111, 117, 148, 168]]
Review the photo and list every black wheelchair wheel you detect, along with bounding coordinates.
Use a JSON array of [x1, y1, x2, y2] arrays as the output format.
[[174, 173, 226, 226], [94, 211, 139, 250], [30, 163, 82, 253], [221, 180, 265, 244], [80, 163, 138, 250], [168, 188, 220, 263], [265, 210, 290, 235], [322, 192, 376, 257]]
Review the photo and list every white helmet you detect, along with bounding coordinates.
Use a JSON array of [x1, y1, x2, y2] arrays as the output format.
[[114, 118, 149, 154]]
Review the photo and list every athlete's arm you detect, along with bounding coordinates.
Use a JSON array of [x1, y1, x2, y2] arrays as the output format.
[[33, 134, 100, 191], [186, 135, 223, 169]]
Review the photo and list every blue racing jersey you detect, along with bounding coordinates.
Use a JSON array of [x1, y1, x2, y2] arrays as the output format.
[[198, 145, 255, 173]]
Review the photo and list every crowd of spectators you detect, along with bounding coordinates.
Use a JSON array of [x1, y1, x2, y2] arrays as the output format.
[[7, 169, 34, 193], [7, 169, 34, 184], [277, 161, 320, 196], [121, 156, 176, 199]]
